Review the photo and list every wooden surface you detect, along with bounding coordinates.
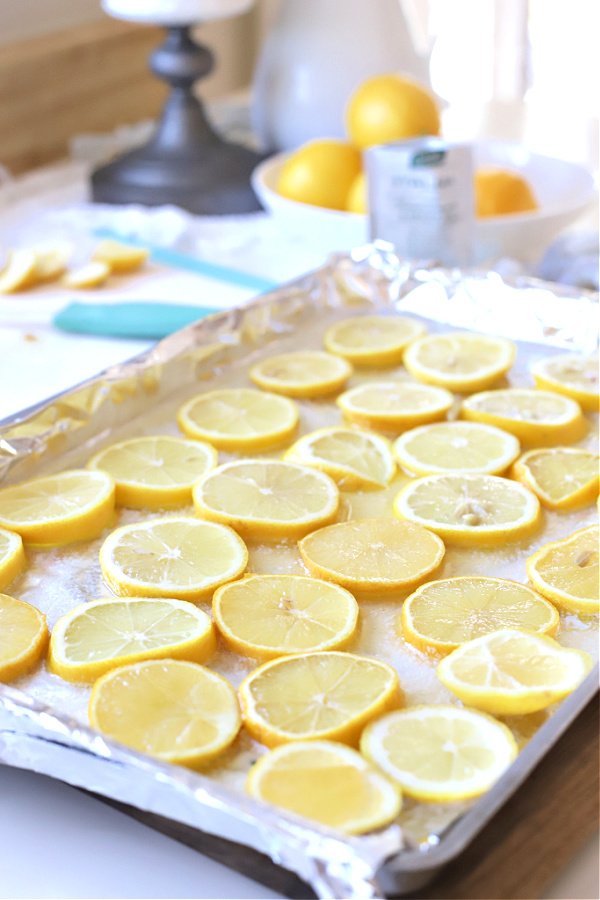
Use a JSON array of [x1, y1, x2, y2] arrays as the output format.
[[0, 19, 166, 175], [96, 692, 599, 900]]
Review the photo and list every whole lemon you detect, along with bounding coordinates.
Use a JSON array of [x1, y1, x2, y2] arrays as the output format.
[[346, 74, 441, 150], [276, 139, 362, 210], [475, 167, 538, 217], [346, 171, 367, 214]]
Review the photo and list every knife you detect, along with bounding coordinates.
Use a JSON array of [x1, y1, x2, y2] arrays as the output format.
[[53, 301, 222, 340]]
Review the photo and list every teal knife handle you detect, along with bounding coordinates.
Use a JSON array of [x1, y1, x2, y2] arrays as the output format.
[[53, 302, 220, 340]]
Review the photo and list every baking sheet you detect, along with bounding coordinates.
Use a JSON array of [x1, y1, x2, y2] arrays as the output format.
[[0, 243, 598, 898]]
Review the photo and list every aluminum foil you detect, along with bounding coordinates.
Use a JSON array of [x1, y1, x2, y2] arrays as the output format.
[[0, 243, 598, 899]]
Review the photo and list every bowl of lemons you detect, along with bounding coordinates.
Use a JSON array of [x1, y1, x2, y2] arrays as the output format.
[[252, 74, 596, 264]]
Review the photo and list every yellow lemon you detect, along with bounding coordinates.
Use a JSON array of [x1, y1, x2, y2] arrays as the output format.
[[475, 167, 538, 218], [239, 650, 403, 748], [284, 426, 396, 490], [298, 517, 445, 594], [63, 262, 111, 289], [346, 73, 440, 150], [323, 315, 426, 367], [246, 741, 401, 834], [400, 576, 559, 656], [393, 421, 520, 477], [277, 139, 362, 210], [0, 593, 49, 683], [360, 705, 518, 803], [249, 351, 352, 399], [511, 447, 599, 510], [437, 629, 592, 715], [531, 353, 599, 412], [192, 459, 339, 540], [337, 381, 453, 432], [346, 170, 367, 214], [0, 527, 26, 591], [213, 574, 358, 659], [461, 389, 586, 446], [91, 239, 149, 273], [49, 597, 217, 683], [526, 525, 599, 615], [88, 434, 218, 509], [89, 659, 241, 768], [394, 473, 541, 546], [403, 332, 516, 393]]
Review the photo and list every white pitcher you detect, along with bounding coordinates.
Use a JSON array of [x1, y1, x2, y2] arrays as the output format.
[[251, 0, 432, 152]]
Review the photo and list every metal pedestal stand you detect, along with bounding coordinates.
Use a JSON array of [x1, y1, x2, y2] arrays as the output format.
[[92, 26, 265, 214]]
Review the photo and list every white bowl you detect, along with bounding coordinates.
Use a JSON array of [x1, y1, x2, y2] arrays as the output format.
[[251, 140, 596, 264]]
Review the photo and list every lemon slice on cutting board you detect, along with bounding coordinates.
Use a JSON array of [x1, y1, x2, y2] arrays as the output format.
[[0, 249, 38, 293], [193, 459, 339, 540], [437, 629, 592, 715], [213, 574, 359, 660], [177, 388, 299, 451], [360, 705, 518, 802], [0, 527, 26, 591], [49, 597, 217, 682], [239, 651, 402, 748], [0, 594, 49, 683], [393, 421, 520, 477], [393, 473, 541, 546], [337, 381, 453, 432], [88, 435, 218, 508], [63, 261, 111, 289], [298, 518, 445, 593], [400, 576, 559, 655], [0, 469, 115, 545], [284, 427, 396, 489], [99, 516, 247, 600], [249, 351, 353, 398], [531, 353, 599, 412], [246, 740, 401, 833], [526, 525, 599, 614], [511, 447, 599, 510], [91, 239, 150, 273], [89, 659, 241, 767], [323, 315, 426, 367], [403, 332, 516, 392], [461, 389, 586, 446], [27, 241, 74, 285]]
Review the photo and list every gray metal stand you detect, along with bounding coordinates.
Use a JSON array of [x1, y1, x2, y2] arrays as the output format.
[[91, 26, 265, 214]]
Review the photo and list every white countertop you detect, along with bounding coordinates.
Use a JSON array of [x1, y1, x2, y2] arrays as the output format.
[[0, 160, 597, 900]]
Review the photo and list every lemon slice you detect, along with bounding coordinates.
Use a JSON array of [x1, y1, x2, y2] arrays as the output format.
[[0, 470, 115, 545], [28, 241, 74, 284], [394, 473, 541, 546], [337, 381, 453, 433], [531, 353, 599, 412], [393, 422, 520, 477], [213, 574, 358, 660], [246, 740, 401, 833], [284, 427, 396, 489], [0, 527, 26, 590], [437, 629, 592, 715], [99, 516, 247, 600], [92, 239, 150, 273], [400, 576, 559, 655], [89, 659, 241, 767], [88, 435, 218, 508], [249, 351, 353, 398], [526, 525, 599, 614], [0, 249, 38, 293], [403, 332, 516, 392], [239, 651, 402, 747], [49, 597, 217, 683], [461, 389, 586, 446], [323, 315, 426, 367], [177, 388, 298, 451], [360, 705, 518, 802], [193, 460, 339, 540], [511, 447, 599, 510], [298, 518, 445, 593], [63, 261, 111, 289], [0, 593, 49, 683]]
